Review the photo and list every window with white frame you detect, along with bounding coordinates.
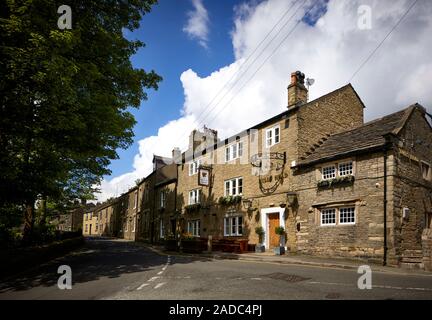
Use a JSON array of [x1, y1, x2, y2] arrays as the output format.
[[322, 162, 354, 180], [95, 223, 99, 232], [160, 219, 165, 238], [320, 208, 336, 226], [421, 161, 431, 181], [132, 216, 136, 232], [339, 162, 353, 176], [322, 165, 336, 180], [125, 220, 128, 232], [85, 224, 88, 232], [189, 159, 201, 176], [225, 141, 243, 162], [265, 125, 280, 148], [188, 189, 201, 205], [224, 216, 243, 236], [144, 188, 149, 202], [160, 190, 166, 208], [187, 220, 200, 237], [339, 207, 355, 224], [224, 177, 243, 196], [320, 207, 356, 226]]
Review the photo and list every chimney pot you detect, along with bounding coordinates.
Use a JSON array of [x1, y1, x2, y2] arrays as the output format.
[[287, 70, 308, 109]]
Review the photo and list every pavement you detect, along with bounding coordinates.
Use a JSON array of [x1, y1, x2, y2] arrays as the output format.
[[141, 242, 431, 276], [1, 237, 432, 300]]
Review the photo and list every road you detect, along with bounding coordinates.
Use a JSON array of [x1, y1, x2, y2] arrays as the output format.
[[1, 238, 432, 300]]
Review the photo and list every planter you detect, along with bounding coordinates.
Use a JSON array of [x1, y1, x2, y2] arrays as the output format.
[[164, 239, 178, 252], [273, 246, 285, 255], [255, 244, 266, 253], [181, 239, 203, 253]]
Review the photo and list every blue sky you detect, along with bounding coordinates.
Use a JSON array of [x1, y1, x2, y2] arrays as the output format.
[[109, 0, 241, 179], [109, 0, 329, 179], [99, 0, 432, 201]]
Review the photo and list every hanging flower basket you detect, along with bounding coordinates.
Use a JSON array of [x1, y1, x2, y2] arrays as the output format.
[[317, 175, 355, 189], [184, 203, 201, 214], [218, 195, 242, 206]]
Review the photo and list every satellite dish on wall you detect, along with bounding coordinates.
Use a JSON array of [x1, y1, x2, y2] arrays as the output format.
[[306, 78, 315, 87]]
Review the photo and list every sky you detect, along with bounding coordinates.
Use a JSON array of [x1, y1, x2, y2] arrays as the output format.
[[96, 0, 432, 202]]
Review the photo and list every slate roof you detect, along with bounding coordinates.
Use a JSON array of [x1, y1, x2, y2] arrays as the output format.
[[297, 104, 422, 166]]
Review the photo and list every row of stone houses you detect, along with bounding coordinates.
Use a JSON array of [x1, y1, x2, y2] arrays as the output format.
[[83, 71, 432, 269]]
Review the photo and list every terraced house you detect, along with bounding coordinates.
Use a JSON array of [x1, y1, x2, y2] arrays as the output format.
[[83, 71, 432, 270]]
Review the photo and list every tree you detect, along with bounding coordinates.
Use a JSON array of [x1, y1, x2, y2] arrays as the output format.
[[0, 0, 162, 243]]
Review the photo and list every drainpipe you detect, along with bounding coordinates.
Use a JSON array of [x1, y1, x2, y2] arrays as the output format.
[[151, 180, 156, 244], [383, 147, 388, 266], [174, 179, 178, 237]]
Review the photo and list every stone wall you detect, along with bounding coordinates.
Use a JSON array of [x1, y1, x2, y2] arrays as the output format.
[[297, 85, 364, 160], [293, 152, 390, 263], [392, 107, 432, 268]]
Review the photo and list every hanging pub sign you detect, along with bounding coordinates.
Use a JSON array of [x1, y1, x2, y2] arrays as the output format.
[[198, 166, 211, 187], [250, 152, 287, 195]]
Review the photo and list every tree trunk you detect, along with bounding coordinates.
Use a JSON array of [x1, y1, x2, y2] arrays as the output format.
[[22, 200, 35, 244], [39, 197, 47, 226]]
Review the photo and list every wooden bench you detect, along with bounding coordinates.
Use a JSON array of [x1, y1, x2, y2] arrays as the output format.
[[211, 238, 249, 253]]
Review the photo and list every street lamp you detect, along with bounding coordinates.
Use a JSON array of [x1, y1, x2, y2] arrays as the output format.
[[242, 198, 252, 210], [286, 192, 298, 207]]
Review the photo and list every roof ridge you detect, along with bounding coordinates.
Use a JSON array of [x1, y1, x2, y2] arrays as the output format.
[[182, 83, 357, 161], [324, 104, 416, 139]]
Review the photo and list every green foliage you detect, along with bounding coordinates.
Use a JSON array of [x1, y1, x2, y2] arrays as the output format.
[[184, 203, 201, 213], [218, 195, 242, 206], [255, 226, 265, 236], [0, 0, 162, 240], [275, 226, 285, 236], [181, 233, 196, 241], [317, 175, 355, 188], [255, 226, 264, 243]]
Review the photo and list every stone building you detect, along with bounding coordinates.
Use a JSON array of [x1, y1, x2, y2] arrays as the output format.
[[83, 207, 98, 236], [54, 203, 94, 232], [82, 71, 432, 269], [174, 71, 432, 267], [93, 200, 118, 237]]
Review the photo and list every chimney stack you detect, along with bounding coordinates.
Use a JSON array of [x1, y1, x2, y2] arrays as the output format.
[[172, 147, 181, 164], [287, 71, 308, 109]]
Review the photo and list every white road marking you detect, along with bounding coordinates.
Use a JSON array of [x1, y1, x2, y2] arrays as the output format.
[[251, 278, 262, 280], [137, 283, 149, 290], [148, 276, 160, 282], [307, 281, 432, 292], [157, 271, 164, 275], [154, 282, 167, 289]]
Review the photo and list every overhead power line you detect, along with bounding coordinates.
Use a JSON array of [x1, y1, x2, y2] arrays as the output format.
[[349, 0, 419, 82], [202, 2, 319, 131], [170, 0, 305, 149]]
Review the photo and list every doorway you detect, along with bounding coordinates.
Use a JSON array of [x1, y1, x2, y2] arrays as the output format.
[[268, 213, 280, 249], [260, 207, 286, 250]]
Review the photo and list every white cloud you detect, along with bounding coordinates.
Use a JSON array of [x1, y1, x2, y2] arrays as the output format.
[[96, 0, 432, 202], [183, 0, 210, 49]]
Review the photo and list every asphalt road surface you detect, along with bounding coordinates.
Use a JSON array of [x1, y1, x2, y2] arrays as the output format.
[[1, 238, 432, 300]]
